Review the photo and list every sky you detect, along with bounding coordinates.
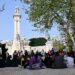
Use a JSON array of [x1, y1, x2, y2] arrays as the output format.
[[0, 0, 60, 40]]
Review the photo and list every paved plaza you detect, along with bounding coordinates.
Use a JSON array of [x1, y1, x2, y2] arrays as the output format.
[[0, 67, 75, 75]]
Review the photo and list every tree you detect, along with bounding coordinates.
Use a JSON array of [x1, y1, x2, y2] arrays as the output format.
[[53, 39, 65, 51], [25, 0, 67, 29], [29, 37, 47, 46], [23, 0, 75, 51]]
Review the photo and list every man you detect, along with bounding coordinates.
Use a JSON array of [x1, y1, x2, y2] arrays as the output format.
[[65, 53, 74, 68]]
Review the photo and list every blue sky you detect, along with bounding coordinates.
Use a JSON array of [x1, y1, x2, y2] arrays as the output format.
[[0, 0, 60, 40]]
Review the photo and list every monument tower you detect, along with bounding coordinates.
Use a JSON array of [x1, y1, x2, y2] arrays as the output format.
[[12, 7, 21, 51]]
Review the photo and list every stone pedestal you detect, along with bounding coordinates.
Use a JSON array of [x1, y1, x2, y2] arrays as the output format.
[[12, 39, 20, 51]]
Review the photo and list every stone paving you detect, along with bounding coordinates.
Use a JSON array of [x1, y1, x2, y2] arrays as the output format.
[[0, 67, 75, 75]]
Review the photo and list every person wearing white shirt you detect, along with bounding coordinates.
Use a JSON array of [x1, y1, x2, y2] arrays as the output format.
[[65, 54, 74, 68]]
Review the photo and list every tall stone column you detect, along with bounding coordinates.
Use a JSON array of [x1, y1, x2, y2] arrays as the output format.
[[12, 7, 21, 51]]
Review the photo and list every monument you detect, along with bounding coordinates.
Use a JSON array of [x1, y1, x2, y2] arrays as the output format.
[[12, 7, 21, 51]]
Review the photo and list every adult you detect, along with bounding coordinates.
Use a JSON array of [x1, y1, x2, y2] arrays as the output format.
[[65, 53, 74, 68]]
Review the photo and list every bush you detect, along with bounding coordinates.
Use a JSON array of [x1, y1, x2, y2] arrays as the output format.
[[29, 37, 47, 46]]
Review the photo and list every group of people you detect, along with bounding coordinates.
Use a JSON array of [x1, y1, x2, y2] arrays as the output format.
[[0, 48, 75, 69]]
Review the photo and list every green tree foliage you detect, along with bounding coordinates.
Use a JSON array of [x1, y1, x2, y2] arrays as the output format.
[[26, 0, 68, 29], [27, 0, 75, 27], [24, 0, 75, 51], [29, 37, 47, 46], [53, 40, 65, 51], [59, 43, 65, 51]]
